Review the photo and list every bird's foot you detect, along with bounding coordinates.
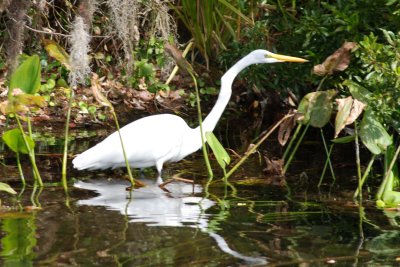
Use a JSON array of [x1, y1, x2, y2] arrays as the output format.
[[158, 177, 194, 192]]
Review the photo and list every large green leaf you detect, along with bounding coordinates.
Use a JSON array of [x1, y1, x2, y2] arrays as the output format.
[[2, 128, 35, 154], [359, 109, 392, 155], [297, 90, 336, 128], [0, 183, 17, 195], [206, 132, 230, 170], [9, 55, 41, 95], [343, 80, 372, 104]]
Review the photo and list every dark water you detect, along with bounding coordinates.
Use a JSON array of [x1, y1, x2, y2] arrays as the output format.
[[0, 128, 400, 266]]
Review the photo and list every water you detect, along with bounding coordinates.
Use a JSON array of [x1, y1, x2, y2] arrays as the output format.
[[0, 127, 400, 266]]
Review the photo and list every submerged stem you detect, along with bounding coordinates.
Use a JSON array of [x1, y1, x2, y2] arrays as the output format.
[[112, 111, 135, 186], [16, 152, 25, 186]]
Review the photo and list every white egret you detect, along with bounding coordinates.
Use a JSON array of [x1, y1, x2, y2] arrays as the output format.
[[72, 50, 307, 181]]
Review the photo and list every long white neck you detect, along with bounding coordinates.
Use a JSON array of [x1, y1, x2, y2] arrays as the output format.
[[201, 55, 256, 133], [180, 54, 258, 159]]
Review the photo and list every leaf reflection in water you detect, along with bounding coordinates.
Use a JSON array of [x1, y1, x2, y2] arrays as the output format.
[[74, 179, 267, 265]]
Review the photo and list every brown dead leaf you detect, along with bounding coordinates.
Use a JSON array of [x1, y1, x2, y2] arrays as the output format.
[[164, 43, 197, 76], [91, 73, 113, 109], [313, 42, 357, 76], [264, 156, 284, 176], [137, 90, 153, 101], [346, 99, 366, 125], [335, 97, 353, 138], [278, 114, 296, 146], [334, 96, 366, 137]]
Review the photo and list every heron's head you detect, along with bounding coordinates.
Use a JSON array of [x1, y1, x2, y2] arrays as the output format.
[[249, 49, 308, 64]]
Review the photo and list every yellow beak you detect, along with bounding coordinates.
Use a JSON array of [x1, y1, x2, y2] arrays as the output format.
[[268, 53, 308, 63]]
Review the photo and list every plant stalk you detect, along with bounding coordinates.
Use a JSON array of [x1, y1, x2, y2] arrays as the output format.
[[190, 72, 213, 178], [15, 115, 43, 186], [283, 122, 310, 175], [62, 89, 74, 191], [111, 111, 135, 186], [282, 123, 302, 162], [353, 155, 376, 199], [377, 144, 400, 199], [16, 152, 25, 186], [225, 114, 293, 179]]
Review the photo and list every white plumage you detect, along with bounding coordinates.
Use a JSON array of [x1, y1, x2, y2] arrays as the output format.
[[72, 50, 307, 180]]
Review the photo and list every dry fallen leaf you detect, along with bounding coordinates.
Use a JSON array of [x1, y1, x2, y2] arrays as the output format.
[[91, 73, 113, 109], [334, 96, 366, 137], [313, 42, 357, 76], [278, 113, 296, 146], [346, 99, 366, 125], [264, 156, 284, 175]]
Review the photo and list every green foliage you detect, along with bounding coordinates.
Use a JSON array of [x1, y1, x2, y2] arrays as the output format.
[[127, 38, 170, 93], [297, 90, 336, 128], [206, 132, 231, 171], [0, 183, 17, 195], [173, 0, 249, 67], [359, 109, 392, 155], [2, 129, 35, 154], [9, 55, 41, 95], [346, 30, 400, 132]]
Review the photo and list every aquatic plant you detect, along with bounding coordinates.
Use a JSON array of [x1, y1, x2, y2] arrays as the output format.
[[1, 54, 46, 186]]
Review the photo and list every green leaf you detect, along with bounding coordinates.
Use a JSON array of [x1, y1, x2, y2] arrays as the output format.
[[206, 132, 231, 170], [2, 128, 35, 154], [9, 55, 41, 95], [343, 80, 372, 104], [332, 135, 355, 144], [359, 109, 392, 155], [297, 90, 336, 128], [43, 39, 71, 70], [0, 182, 17, 195]]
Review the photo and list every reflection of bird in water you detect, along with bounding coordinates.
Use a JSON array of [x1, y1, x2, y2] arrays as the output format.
[[74, 179, 267, 265], [72, 50, 307, 182]]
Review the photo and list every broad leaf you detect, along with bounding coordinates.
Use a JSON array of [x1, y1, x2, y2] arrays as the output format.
[[335, 97, 353, 138], [343, 80, 372, 104], [206, 132, 230, 170], [298, 90, 336, 128], [0, 94, 46, 115], [381, 172, 400, 207], [359, 109, 392, 155], [2, 128, 35, 154], [0, 182, 17, 195], [9, 55, 41, 95], [334, 97, 365, 138], [43, 39, 71, 70], [313, 42, 357, 76]]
